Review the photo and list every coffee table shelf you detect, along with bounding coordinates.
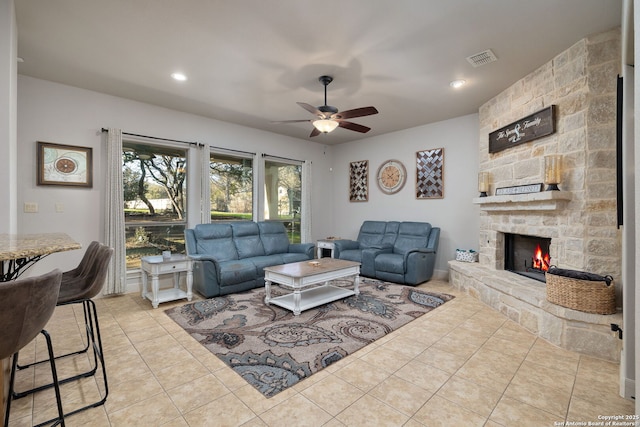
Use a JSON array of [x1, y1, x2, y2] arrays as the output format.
[[267, 285, 355, 313]]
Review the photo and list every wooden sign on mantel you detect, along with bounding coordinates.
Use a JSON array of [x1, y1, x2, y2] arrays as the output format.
[[489, 105, 556, 153]]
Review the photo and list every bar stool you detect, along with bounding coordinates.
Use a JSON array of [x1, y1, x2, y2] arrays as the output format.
[[13, 243, 113, 421], [17, 241, 101, 370], [0, 269, 65, 427]]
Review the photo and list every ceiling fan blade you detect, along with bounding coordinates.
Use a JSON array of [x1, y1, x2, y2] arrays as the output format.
[[297, 102, 323, 117], [332, 106, 378, 120], [271, 119, 312, 124], [309, 127, 321, 137], [338, 121, 371, 133]]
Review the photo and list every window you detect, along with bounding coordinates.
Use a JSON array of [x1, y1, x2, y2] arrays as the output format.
[[120, 140, 305, 269], [123, 142, 187, 269], [264, 159, 302, 243], [210, 151, 253, 221]]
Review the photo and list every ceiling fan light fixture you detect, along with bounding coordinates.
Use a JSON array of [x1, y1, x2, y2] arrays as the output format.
[[313, 119, 339, 133]]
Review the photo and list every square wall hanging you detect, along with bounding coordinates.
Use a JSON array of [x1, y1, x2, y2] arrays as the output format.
[[349, 160, 369, 202], [37, 141, 93, 187], [416, 148, 444, 199]]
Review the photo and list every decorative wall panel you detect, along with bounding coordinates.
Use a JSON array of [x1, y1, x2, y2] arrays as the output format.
[[416, 148, 444, 199], [349, 160, 369, 202]]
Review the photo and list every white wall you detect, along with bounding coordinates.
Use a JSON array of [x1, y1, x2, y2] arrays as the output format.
[[331, 114, 480, 279], [0, 0, 17, 233], [17, 75, 336, 276], [17, 76, 480, 283]]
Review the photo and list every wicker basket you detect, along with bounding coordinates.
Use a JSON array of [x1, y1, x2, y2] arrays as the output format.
[[545, 268, 616, 314], [455, 249, 478, 263]]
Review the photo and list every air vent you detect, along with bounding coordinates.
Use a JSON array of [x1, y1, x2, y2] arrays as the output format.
[[466, 49, 498, 67]]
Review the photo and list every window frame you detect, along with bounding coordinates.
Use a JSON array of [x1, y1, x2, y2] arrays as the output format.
[[122, 137, 190, 270], [208, 147, 255, 223]]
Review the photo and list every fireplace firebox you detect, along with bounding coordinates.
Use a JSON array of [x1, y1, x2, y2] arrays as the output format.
[[504, 233, 551, 282]]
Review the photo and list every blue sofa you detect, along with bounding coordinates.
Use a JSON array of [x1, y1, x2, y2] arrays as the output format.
[[185, 221, 315, 298], [333, 221, 439, 285]]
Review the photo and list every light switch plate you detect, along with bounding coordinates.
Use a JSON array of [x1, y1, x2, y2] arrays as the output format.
[[24, 202, 38, 213]]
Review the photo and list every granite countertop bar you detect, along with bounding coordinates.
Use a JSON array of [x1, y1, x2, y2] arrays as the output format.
[[0, 233, 81, 260]]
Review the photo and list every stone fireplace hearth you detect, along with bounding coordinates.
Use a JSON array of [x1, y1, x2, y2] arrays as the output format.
[[449, 28, 622, 362]]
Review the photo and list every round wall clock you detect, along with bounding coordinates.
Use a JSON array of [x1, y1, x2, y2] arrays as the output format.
[[376, 159, 407, 194]]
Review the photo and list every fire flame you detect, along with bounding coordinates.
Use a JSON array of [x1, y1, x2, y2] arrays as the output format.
[[532, 244, 550, 271]]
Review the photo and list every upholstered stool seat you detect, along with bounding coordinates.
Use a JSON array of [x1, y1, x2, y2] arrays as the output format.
[[0, 269, 65, 427]]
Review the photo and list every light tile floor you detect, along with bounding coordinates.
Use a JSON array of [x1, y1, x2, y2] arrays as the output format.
[[9, 279, 635, 426]]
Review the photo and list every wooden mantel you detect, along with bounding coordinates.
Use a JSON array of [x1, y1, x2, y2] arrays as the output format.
[[472, 191, 572, 212]]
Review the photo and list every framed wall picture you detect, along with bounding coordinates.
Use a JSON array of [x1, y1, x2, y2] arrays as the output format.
[[37, 141, 93, 187], [416, 148, 444, 199], [349, 160, 369, 202]]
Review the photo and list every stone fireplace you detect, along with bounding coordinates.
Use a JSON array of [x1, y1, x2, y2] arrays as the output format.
[[449, 28, 623, 362]]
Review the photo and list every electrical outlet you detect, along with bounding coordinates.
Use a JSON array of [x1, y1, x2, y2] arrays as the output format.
[[24, 202, 38, 213], [55, 203, 64, 213]]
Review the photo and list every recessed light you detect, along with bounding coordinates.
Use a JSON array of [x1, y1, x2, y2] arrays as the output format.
[[171, 72, 187, 82], [450, 79, 466, 88]]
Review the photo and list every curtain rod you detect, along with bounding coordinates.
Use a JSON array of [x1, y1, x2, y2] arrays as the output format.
[[101, 128, 201, 146], [210, 145, 256, 156], [262, 153, 305, 163]]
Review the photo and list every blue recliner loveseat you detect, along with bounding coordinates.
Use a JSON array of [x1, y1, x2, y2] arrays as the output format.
[[333, 221, 439, 285], [185, 221, 315, 298]]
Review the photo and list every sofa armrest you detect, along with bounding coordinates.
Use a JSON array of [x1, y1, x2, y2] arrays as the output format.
[[402, 248, 435, 267], [289, 243, 315, 259], [188, 254, 219, 262], [333, 239, 359, 250], [187, 254, 224, 298], [333, 239, 359, 258], [426, 227, 440, 252]]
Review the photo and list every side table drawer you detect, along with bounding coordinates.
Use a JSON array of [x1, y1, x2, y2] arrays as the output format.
[[155, 261, 188, 274]]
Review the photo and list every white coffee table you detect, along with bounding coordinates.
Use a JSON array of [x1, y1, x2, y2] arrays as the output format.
[[264, 258, 360, 315]]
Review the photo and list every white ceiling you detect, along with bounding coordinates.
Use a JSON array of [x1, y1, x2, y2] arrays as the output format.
[[15, 0, 622, 145]]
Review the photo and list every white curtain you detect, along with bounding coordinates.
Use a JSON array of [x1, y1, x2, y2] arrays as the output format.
[[301, 161, 312, 243], [104, 128, 126, 295], [200, 144, 211, 224]]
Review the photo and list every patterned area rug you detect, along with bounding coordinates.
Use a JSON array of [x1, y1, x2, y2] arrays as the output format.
[[165, 278, 454, 397]]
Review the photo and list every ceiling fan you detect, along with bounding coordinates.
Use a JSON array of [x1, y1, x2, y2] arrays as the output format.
[[272, 75, 379, 137]]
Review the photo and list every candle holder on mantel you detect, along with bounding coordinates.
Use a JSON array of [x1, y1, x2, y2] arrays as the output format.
[[544, 155, 562, 191], [478, 172, 490, 197]]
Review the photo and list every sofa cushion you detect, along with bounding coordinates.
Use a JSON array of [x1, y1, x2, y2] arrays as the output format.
[[231, 222, 266, 259], [282, 253, 310, 264], [193, 224, 238, 261], [382, 221, 400, 246], [249, 255, 285, 276], [393, 222, 432, 255], [357, 221, 387, 248], [375, 253, 405, 274], [258, 221, 290, 255], [218, 259, 257, 286]]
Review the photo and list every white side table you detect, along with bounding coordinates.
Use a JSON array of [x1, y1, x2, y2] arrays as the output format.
[[141, 254, 193, 308], [316, 239, 337, 259]]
